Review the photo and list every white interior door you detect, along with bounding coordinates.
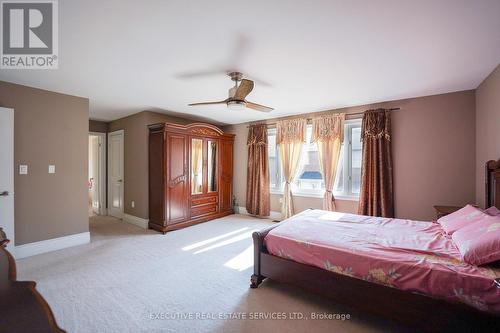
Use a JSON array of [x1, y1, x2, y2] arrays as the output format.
[[0, 107, 14, 250], [108, 130, 124, 218], [89, 135, 100, 215]]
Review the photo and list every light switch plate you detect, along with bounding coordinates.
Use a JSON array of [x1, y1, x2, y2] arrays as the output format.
[[19, 165, 28, 175], [131, 201, 135, 208], [48, 165, 56, 174]]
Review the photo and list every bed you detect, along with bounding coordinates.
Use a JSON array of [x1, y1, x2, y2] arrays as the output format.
[[251, 159, 500, 331]]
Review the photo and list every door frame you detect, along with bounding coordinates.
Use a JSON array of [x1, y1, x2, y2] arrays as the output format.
[[107, 130, 124, 219], [89, 132, 106, 215], [0, 107, 14, 250]]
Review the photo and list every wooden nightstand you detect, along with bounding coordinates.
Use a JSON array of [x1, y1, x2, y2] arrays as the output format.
[[433, 205, 462, 219], [433, 205, 479, 219]]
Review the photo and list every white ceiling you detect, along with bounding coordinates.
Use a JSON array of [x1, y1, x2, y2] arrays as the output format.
[[1, 0, 499, 125]]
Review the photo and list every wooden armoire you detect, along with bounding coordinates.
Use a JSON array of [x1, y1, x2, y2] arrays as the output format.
[[148, 122, 235, 233]]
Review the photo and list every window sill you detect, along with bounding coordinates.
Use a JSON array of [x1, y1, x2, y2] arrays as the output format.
[[331, 195, 360, 202], [270, 190, 359, 201]]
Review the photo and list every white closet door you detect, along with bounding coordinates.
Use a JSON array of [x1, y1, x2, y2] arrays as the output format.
[[108, 130, 124, 218], [0, 107, 14, 250]]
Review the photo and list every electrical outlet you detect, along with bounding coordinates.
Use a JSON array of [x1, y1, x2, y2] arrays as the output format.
[[48, 165, 56, 174], [19, 165, 28, 175], [131, 201, 135, 208]]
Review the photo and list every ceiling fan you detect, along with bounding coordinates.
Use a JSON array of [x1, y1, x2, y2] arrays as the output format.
[[188, 72, 273, 112]]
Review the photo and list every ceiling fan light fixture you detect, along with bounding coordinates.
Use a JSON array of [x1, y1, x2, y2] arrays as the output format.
[[188, 72, 273, 112], [227, 100, 246, 111]]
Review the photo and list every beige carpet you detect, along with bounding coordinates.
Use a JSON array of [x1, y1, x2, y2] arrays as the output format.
[[17, 214, 400, 333]]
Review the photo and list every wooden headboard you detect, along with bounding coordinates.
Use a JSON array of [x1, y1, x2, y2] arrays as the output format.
[[486, 159, 500, 209]]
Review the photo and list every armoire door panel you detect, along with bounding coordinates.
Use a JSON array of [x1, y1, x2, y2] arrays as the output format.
[[148, 130, 165, 225], [167, 133, 188, 223], [207, 140, 218, 193], [190, 137, 204, 195]]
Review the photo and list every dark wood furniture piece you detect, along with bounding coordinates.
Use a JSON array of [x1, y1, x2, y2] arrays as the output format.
[[148, 122, 235, 234], [0, 231, 65, 333], [486, 159, 500, 209], [432, 204, 478, 219], [251, 159, 500, 332], [433, 205, 462, 219]]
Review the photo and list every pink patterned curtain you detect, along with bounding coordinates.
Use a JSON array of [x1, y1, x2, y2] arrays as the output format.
[[276, 118, 307, 219], [311, 113, 345, 211]]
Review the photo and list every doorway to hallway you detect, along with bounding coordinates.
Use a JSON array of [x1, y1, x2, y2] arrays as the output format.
[[88, 132, 106, 216]]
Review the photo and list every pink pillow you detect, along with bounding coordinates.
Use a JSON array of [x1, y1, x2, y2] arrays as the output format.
[[452, 214, 500, 265], [437, 205, 488, 235], [484, 206, 500, 216]]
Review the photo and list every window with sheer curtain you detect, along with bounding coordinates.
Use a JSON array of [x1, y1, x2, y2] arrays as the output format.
[[268, 119, 361, 199]]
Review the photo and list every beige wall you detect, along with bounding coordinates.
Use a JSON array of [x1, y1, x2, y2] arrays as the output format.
[[89, 120, 108, 133], [0, 81, 89, 245], [108, 111, 192, 219], [225, 90, 476, 221], [475, 64, 500, 208]]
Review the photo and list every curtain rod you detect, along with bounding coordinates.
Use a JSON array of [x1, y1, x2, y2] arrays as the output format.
[[247, 107, 401, 128], [347, 107, 400, 116]]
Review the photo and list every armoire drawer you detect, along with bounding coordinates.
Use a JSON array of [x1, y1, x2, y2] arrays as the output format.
[[191, 203, 218, 217], [191, 196, 218, 207]]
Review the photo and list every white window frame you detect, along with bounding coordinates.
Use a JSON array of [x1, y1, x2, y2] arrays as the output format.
[[268, 128, 283, 193], [336, 119, 362, 199], [268, 119, 362, 201]]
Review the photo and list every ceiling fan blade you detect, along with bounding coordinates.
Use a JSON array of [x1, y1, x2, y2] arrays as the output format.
[[175, 69, 226, 80], [188, 100, 227, 106], [234, 79, 254, 100], [246, 101, 273, 112]]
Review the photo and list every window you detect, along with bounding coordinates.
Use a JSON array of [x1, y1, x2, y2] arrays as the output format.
[[268, 128, 282, 190], [293, 125, 324, 194], [334, 120, 362, 197], [268, 119, 362, 199]]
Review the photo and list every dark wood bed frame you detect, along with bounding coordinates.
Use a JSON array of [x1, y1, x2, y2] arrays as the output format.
[[251, 159, 500, 332], [0, 233, 65, 333]]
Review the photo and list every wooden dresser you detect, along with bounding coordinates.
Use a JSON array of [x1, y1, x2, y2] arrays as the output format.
[[148, 122, 235, 233], [0, 230, 65, 333]]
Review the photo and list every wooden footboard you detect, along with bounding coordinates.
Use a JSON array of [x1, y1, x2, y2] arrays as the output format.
[[251, 224, 500, 332], [250, 222, 280, 288]]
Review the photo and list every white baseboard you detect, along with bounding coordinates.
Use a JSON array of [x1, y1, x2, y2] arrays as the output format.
[[269, 210, 283, 221], [237, 206, 282, 221], [13, 232, 90, 259], [123, 213, 149, 229]]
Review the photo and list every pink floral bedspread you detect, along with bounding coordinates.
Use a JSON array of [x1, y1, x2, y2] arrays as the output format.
[[264, 209, 500, 313]]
